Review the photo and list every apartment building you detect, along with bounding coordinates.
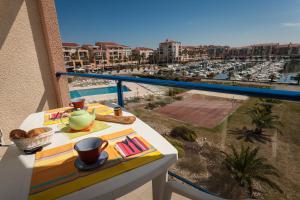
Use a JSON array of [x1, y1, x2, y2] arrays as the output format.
[[82, 44, 106, 68], [95, 42, 131, 65], [290, 43, 300, 58], [251, 43, 279, 58], [62, 42, 89, 68], [223, 43, 300, 60], [207, 45, 229, 59], [226, 46, 252, 59], [181, 45, 208, 61], [158, 39, 182, 63], [132, 47, 154, 63]]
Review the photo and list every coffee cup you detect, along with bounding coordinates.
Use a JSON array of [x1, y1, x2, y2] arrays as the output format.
[[74, 137, 108, 165], [70, 98, 85, 109]]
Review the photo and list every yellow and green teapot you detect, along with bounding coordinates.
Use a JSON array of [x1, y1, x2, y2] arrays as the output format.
[[63, 109, 96, 131]]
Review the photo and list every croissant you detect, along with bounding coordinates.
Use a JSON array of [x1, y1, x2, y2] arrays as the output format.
[[27, 128, 48, 138]]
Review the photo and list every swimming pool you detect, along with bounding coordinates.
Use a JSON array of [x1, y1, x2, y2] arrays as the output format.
[[70, 86, 131, 99]]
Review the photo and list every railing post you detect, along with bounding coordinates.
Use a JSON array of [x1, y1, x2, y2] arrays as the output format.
[[117, 80, 124, 107]]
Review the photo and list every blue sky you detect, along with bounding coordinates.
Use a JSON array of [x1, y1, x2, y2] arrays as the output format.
[[55, 0, 300, 48]]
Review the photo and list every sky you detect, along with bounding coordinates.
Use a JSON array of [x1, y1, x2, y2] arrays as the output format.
[[55, 0, 300, 48]]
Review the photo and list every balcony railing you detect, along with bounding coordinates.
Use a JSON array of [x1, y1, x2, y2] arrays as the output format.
[[57, 72, 300, 107], [57, 71, 300, 199]]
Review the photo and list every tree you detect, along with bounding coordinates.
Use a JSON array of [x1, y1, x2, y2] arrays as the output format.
[[109, 57, 114, 67], [247, 105, 282, 134], [269, 73, 276, 83], [295, 73, 300, 85], [228, 71, 234, 80], [141, 53, 146, 64], [223, 145, 282, 197], [207, 72, 215, 79], [246, 74, 252, 81]]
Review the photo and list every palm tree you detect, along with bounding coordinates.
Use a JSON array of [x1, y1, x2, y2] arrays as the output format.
[[295, 73, 300, 85], [223, 145, 282, 197], [269, 73, 276, 83], [207, 72, 215, 79], [228, 70, 234, 80], [247, 106, 282, 134], [141, 53, 146, 64], [246, 74, 252, 81]]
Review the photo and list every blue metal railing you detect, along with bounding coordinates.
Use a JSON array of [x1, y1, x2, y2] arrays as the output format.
[[57, 72, 300, 107], [168, 171, 217, 196]]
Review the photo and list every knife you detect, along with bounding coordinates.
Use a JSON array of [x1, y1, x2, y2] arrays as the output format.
[[126, 136, 143, 152], [123, 139, 135, 153]]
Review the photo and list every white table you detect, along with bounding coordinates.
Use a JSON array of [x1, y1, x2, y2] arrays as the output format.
[[0, 109, 177, 200]]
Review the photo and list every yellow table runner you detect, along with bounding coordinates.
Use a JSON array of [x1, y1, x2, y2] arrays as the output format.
[[29, 128, 163, 200], [43, 103, 113, 126]]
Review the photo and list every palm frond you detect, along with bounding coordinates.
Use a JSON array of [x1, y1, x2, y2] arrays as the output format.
[[223, 145, 282, 197]]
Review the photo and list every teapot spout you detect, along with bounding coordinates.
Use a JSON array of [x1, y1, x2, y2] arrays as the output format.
[[91, 108, 96, 120]]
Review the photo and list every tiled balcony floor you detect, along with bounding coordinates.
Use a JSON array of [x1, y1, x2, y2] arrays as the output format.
[[117, 181, 190, 200]]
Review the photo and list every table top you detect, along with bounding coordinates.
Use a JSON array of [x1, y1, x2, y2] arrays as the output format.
[[0, 108, 177, 200]]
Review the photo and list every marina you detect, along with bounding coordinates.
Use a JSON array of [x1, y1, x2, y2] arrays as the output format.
[[161, 60, 300, 84]]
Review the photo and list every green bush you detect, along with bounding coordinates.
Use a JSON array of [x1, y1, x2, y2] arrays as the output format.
[[165, 136, 185, 158], [259, 98, 281, 104], [167, 88, 186, 96], [155, 100, 168, 107], [173, 96, 183, 101], [145, 98, 173, 110], [126, 96, 141, 103], [170, 126, 197, 142], [145, 103, 157, 110], [175, 145, 185, 158], [146, 94, 155, 101]]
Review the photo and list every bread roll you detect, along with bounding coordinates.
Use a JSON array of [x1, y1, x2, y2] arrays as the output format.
[[28, 127, 48, 138], [9, 129, 28, 139]]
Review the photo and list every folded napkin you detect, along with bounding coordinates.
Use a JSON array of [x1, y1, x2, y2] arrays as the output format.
[[115, 137, 149, 157]]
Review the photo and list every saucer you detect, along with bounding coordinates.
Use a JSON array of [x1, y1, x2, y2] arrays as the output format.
[[74, 151, 109, 171]]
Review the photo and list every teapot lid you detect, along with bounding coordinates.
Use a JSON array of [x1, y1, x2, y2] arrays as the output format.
[[71, 109, 88, 116]]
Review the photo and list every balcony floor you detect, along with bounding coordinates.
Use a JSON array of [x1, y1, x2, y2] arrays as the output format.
[[117, 181, 190, 200]]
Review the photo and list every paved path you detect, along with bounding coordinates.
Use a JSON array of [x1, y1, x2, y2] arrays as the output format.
[[187, 90, 248, 100]]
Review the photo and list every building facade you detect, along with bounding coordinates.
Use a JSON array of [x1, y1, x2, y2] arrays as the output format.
[[132, 47, 154, 63], [207, 45, 229, 59], [62, 42, 89, 68], [158, 39, 182, 63], [224, 43, 300, 60], [95, 42, 131, 65], [181, 45, 208, 61], [82, 44, 106, 68]]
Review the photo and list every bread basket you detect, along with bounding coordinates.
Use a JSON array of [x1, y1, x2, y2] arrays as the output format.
[[12, 127, 54, 150]]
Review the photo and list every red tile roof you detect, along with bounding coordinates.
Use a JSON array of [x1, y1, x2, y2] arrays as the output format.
[[95, 42, 128, 48], [82, 44, 93, 47], [62, 42, 80, 47], [134, 47, 153, 51]]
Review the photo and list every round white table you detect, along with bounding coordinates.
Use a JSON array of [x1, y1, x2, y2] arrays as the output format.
[[0, 109, 177, 200]]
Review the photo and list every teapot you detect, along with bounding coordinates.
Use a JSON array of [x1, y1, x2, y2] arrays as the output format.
[[63, 109, 96, 131]]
